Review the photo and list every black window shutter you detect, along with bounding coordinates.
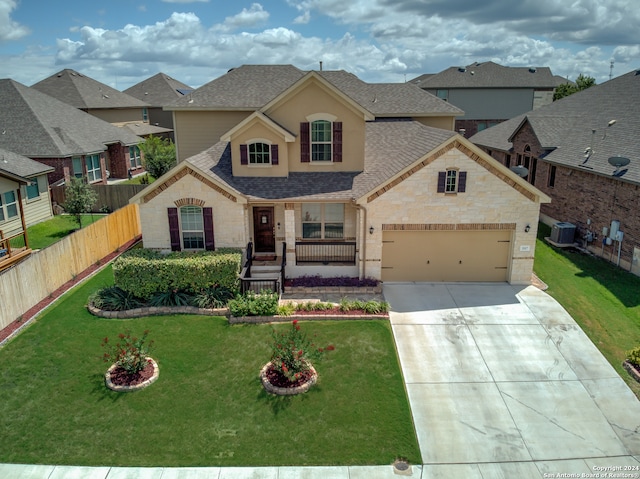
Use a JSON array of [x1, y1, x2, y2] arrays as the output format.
[[437, 172, 446, 193], [203, 207, 215, 251], [168, 207, 181, 251], [458, 171, 467, 192], [300, 122, 310, 163], [271, 144, 279, 165], [240, 144, 248, 165], [333, 121, 342, 162]]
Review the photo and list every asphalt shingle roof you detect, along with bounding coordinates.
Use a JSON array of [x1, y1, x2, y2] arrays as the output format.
[[470, 69, 640, 185], [124, 73, 193, 107], [411, 61, 557, 89], [0, 147, 53, 179], [166, 65, 460, 116], [32, 69, 149, 109], [0, 79, 143, 158], [186, 119, 456, 201]]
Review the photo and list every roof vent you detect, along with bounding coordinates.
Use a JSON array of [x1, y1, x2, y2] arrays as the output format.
[[529, 67, 537, 73], [458, 67, 466, 73]]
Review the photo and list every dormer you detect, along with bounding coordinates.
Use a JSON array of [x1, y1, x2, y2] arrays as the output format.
[[222, 112, 295, 177]]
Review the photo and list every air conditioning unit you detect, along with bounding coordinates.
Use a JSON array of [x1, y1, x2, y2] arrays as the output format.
[[550, 222, 576, 244]]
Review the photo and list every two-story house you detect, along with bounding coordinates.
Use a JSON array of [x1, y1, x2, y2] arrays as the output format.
[[471, 69, 640, 276], [124, 72, 193, 139], [0, 79, 142, 186], [31, 69, 165, 179], [131, 65, 549, 284], [411, 62, 561, 137]]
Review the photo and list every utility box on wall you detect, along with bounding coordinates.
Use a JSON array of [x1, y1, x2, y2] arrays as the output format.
[[550, 222, 576, 244]]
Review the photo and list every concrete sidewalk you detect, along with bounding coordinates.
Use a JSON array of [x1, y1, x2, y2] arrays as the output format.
[[384, 282, 640, 478], [2, 283, 639, 478]]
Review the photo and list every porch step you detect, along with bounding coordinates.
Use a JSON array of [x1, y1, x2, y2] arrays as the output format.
[[251, 265, 281, 275]]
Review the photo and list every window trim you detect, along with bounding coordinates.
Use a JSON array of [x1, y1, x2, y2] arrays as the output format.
[[301, 203, 345, 240], [129, 145, 142, 169], [548, 165, 557, 188], [0, 190, 19, 222], [301, 114, 342, 164], [437, 169, 467, 194], [179, 205, 205, 251], [25, 178, 40, 202], [85, 154, 102, 183]]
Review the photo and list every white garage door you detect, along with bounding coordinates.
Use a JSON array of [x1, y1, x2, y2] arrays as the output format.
[[381, 230, 511, 282]]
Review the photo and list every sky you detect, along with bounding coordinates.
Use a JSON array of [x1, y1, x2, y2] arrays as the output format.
[[1, 0, 639, 91]]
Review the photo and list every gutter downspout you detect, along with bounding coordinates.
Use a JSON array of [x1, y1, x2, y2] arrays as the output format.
[[354, 200, 367, 280]]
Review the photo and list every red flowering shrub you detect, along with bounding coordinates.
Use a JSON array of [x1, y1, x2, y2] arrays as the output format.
[[269, 320, 334, 382], [101, 329, 154, 375]]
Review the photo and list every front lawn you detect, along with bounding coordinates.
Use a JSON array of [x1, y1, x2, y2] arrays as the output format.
[[534, 223, 640, 397], [27, 214, 106, 250], [0, 266, 420, 467]]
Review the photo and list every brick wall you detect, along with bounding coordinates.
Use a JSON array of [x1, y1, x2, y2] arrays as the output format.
[[479, 121, 639, 268]]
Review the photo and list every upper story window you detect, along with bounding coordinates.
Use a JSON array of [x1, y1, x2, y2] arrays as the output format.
[[25, 179, 40, 200], [436, 89, 449, 101], [240, 141, 279, 166], [311, 120, 332, 162], [142, 108, 148, 122], [300, 116, 342, 163], [437, 169, 467, 194]]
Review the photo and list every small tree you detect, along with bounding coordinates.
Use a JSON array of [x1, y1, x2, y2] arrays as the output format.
[[63, 178, 98, 229], [553, 74, 596, 101], [139, 135, 176, 179]]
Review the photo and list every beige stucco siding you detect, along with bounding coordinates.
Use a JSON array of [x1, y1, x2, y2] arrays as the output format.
[[267, 81, 366, 172], [363, 147, 540, 284], [138, 173, 246, 252], [415, 116, 456, 131], [88, 108, 144, 124], [231, 120, 290, 177], [174, 111, 251, 162]]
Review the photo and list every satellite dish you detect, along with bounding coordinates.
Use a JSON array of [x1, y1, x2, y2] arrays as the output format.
[[608, 156, 630, 168], [510, 165, 529, 178]]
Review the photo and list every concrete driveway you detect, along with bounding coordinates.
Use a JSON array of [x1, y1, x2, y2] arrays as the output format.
[[384, 282, 640, 478]]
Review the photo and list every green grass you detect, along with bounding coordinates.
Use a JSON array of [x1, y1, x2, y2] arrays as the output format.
[[119, 174, 156, 185], [0, 266, 420, 467], [26, 214, 106, 250], [534, 223, 640, 397]]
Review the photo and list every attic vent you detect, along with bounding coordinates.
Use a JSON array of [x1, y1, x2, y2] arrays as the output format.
[[458, 67, 466, 73], [529, 67, 537, 73]]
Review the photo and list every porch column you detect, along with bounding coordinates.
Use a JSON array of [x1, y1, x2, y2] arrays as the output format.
[[284, 203, 296, 265]]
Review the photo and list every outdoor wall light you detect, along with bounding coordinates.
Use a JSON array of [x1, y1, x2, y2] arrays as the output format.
[[525, 224, 531, 233], [369, 226, 374, 235]]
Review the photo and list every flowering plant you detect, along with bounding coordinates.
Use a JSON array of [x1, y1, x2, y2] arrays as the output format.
[[101, 329, 154, 375], [270, 320, 334, 382]]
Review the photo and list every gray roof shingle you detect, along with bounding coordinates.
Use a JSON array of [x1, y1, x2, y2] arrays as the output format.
[[166, 65, 461, 116], [186, 119, 457, 201], [470, 69, 640, 185], [124, 73, 193, 107], [0, 147, 53, 179], [0, 79, 143, 158], [32, 69, 150, 109], [411, 61, 557, 89]]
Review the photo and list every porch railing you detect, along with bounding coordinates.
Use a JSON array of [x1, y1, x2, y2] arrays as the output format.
[[239, 241, 286, 294], [0, 229, 28, 258], [295, 241, 356, 264]]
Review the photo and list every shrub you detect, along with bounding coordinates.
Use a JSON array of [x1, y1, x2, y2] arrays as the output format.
[[101, 329, 154, 375], [270, 320, 334, 382], [339, 298, 389, 313], [276, 303, 296, 316], [113, 249, 242, 300], [228, 291, 279, 317], [626, 347, 640, 367], [192, 285, 235, 309], [149, 290, 192, 307], [89, 286, 144, 311]]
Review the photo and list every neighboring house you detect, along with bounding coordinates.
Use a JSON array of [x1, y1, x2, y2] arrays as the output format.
[[31, 69, 167, 177], [471, 69, 640, 276], [124, 72, 193, 137], [131, 65, 549, 285], [411, 62, 559, 137], [0, 148, 54, 270], [0, 79, 143, 183]]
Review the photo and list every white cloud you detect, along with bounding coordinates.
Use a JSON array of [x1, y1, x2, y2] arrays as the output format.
[[0, 0, 29, 42], [293, 11, 311, 25], [216, 3, 269, 32]]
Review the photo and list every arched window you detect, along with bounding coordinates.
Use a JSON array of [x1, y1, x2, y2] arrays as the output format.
[[167, 203, 214, 252], [249, 142, 271, 164], [299, 115, 342, 163]]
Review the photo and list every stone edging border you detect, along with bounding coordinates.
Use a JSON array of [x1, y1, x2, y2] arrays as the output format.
[[259, 361, 318, 396], [285, 285, 382, 294], [623, 360, 640, 383], [87, 303, 227, 319], [229, 314, 388, 324], [105, 357, 159, 392]]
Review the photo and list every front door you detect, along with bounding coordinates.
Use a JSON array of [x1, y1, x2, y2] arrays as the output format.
[[253, 206, 275, 253]]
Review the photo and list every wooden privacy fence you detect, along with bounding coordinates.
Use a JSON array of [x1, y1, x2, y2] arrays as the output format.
[[0, 203, 141, 331], [51, 184, 147, 213]]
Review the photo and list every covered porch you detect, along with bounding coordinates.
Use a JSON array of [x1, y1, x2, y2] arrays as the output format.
[[0, 171, 33, 272]]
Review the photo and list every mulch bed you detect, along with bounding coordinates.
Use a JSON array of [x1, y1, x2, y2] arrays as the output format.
[[263, 363, 315, 388], [108, 361, 156, 387], [0, 237, 141, 345], [292, 307, 388, 316]]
